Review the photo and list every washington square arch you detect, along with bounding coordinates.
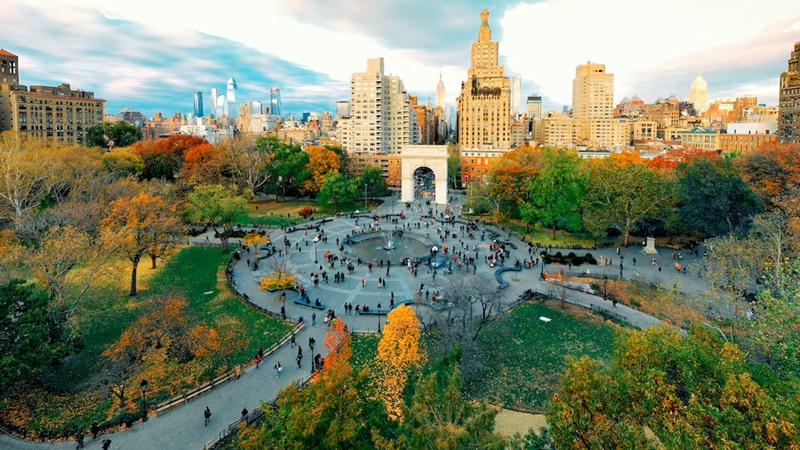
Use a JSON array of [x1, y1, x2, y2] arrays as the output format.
[[399, 145, 448, 205]]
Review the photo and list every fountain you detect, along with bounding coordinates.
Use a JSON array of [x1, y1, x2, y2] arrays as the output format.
[[345, 230, 435, 263], [383, 230, 402, 250]]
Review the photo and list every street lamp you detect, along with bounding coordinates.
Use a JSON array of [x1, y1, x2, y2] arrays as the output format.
[[314, 239, 319, 264], [540, 254, 545, 280], [603, 275, 608, 301], [377, 303, 382, 333], [364, 183, 368, 210], [140, 379, 149, 422]]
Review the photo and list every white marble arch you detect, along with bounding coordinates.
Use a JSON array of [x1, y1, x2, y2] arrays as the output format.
[[399, 145, 448, 205]]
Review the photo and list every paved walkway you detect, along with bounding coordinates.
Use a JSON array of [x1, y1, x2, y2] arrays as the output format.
[[0, 192, 704, 449]]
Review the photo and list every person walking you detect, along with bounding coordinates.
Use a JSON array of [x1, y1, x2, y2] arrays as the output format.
[[203, 406, 212, 426], [312, 312, 316, 326], [75, 431, 85, 449], [274, 361, 283, 378], [241, 407, 249, 420], [309, 336, 315, 351], [101, 439, 112, 450], [90, 422, 99, 440], [290, 334, 296, 347], [632, 257, 637, 266]]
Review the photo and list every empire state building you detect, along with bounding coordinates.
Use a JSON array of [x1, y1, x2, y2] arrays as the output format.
[[456, 9, 511, 150]]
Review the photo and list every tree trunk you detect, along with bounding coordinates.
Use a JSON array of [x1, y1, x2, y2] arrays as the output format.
[[150, 254, 158, 269], [220, 236, 229, 253], [551, 223, 557, 240], [130, 257, 140, 296]]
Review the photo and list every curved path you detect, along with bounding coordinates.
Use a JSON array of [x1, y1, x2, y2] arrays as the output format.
[[1, 193, 704, 449]]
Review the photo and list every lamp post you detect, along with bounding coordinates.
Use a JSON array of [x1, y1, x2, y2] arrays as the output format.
[[603, 275, 608, 301], [540, 254, 545, 280], [314, 239, 319, 264], [140, 379, 148, 422], [377, 303, 382, 333], [364, 183, 368, 210]]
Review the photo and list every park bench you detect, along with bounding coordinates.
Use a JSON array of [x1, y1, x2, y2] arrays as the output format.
[[495, 266, 522, 289], [294, 298, 326, 310]]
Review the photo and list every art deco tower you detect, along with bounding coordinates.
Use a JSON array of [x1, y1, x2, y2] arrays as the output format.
[[688, 71, 710, 113], [456, 9, 511, 149], [436, 73, 445, 109], [778, 42, 800, 144]]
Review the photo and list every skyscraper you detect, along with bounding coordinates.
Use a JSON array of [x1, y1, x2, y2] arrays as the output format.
[[526, 94, 542, 120], [193, 91, 204, 117], [688, 71, 710, 114], [456, 9, 511, 150], [210, 88, 219, 116], [778, 41, 800, 144], [216, 94, 227, 118], [338, 57, 417, 155], [435, 73, 445, 109], [335, 100, 349, 119], [510, 75, 521, 115], [270, 87, 282, 117], [572, 61, 614, 144], [226, 77, 237, 118]]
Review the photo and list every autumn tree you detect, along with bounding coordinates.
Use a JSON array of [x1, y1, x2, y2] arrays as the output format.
[[238, 325, 390, 449], [185, 184, 249, 252], [100, 295, 190, 406], [520, 148, 586, 240], [303, 145, 341, 196], [189, 318, 249, 374], [101, 194, 181, 295], [316, 172, 357, 212], [100, 147, 144, 178], [376, 304, 425, 421], [487, 145, 543, 219], [0, 131, 55, 221], [583, 158, 677, 246], [386, 349, 507, 450], [86, 121, 143, 149], [546, 325, 800, 449], [26, 225, 115, 321], [133, 134, 207, 181], [181, 142, 227, 186], [738, 142, 800, 206]]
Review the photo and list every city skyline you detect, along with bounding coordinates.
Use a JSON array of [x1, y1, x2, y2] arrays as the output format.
[[2, 0, 799, 117]]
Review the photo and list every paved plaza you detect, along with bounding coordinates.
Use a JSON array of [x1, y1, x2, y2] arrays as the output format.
[[0, 192, 709, 450]]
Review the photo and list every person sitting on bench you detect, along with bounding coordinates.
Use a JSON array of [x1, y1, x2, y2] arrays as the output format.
[[355, 304, 361, 314], [315, 298, 321, 307], [305, 296, 310, 304], [362, 305, 369, 312]]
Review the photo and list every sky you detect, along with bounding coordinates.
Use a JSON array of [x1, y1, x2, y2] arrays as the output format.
[[1, 0, 799, 118]]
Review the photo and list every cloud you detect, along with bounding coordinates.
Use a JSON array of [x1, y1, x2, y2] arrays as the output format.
[[2, 0, 796, 117], [500, 0, 800, 109]]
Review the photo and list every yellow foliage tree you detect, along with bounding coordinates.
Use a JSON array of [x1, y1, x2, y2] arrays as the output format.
[[376, 304, 425, 421], [302, 145, 341, 196]]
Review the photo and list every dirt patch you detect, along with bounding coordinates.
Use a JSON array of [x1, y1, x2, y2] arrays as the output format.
[[493, 408, 548, 436]]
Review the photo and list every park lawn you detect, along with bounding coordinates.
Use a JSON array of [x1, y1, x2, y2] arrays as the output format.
[[468, 215, 604, 248], [467, 300, 617, 412], [3, 246, 292, 440], [243, 199, 383, 226], [350, 333, 380, 371], [146, 246, 294, 368]]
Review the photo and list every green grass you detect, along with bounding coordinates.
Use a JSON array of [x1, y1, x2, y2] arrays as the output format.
[[49, 247, 291, 391], [469, 215, 607, 247], [467, 301, 615, 412], [243, 199, 383, 226], [147, 246, 293, 365], [350, 333, 380, 370]]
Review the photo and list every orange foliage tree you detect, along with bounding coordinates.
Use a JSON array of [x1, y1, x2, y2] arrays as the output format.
[[101, 296, 189, 406], [739, 143, 800, 205], [101, 193, 181, 295], [302, 145, 341, 196], [182, 142, 227, 186], [133, 134, 207, 181], [376, 304, 425, 421], [188, 319, 249, 374]]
